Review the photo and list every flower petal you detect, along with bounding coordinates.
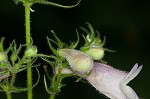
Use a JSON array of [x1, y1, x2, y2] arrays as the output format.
[[120, 85, 139, 99], [120, 64, 142, 99], [121, 64, 143, 85]]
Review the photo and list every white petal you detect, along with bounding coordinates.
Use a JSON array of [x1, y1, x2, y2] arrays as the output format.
[[121, 64, 143, 85], [120, 64, 143, 99], [120, 85, 139, 99]]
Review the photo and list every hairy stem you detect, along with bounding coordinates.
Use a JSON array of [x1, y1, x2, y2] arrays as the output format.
[[25, 2, 31, 46], [27, 58, 32, 99], [6, 92, 12, 99], [25, 2, 33, 99]]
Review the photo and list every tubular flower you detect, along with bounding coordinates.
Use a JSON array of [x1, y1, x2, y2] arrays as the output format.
[[58, 49, 93, 74], [86, 62, 142, 99]]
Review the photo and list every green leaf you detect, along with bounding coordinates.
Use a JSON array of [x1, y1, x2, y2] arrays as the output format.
[[9, 86, 27, 93], [34, 0, 81, 9], [44, 75, 51, 94], [33, 68, 40, 88], [47, 37, 57, 55], [86, 22, 95, 44], [103, 48, 116, 52], [10, 44, 22, 65], [79, 27, 90, 35], [51, 30, 63, 49], [101, 36, 106, 47], [71, 30, 80, 49], [0, 37, 5, 52]]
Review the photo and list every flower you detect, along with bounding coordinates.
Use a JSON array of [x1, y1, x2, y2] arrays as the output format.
[[55, 62, 142, 99], [86, 63, 142, 99], [58, 49, 93, 73]]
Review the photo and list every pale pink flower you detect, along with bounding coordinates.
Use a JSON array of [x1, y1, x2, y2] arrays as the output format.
[[87, 62, 142, 99], [55, 62, 142, 99]]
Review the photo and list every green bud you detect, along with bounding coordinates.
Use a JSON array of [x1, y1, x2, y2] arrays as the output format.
[[24, 46, 37, 57], [0, 52, 7, 62], [10, 52, 17, 64], [85, 47, 104, 60], [58, 49, 93, 73]]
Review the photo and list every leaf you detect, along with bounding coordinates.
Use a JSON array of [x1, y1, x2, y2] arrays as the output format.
[[35, 0, 81, 9], [47, 37, 57, 55], [71, 30, 80, 49], [44, 75, 51, 94], [0, 37, 5, 52], [33, 68, 40, 88], [79, 27, 90, 35], [40, 57, 55, 69], [103, 48, 116, 52], [101, 36, 106, 47], [10, 86, 28, 93], [51, 30, 63, 49], [86, 22, 95, 44]]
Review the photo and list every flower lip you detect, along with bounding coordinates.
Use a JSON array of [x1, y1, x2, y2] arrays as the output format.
[[86, 62, 142, 99]]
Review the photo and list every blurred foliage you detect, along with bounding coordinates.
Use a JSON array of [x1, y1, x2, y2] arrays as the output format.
[[0, 0, 150, 99]]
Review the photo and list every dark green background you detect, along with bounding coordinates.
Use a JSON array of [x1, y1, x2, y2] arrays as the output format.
[[0, 0, 149, 99]]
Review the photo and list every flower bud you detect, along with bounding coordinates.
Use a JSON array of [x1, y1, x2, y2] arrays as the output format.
[[0, 52, 7, 62], [58, 49, 93, 73], [85, 47, 104, 60], [24, 46, 37, 57], [55, 66, 73, 75], [10, 52, 17, 64]]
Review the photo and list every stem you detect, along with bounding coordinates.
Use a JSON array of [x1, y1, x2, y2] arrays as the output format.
[[25, 2, 31, 46], [25, 2, 33, 99], [11, 74, 15, 85], [27, 58, 32, 99], [50, 94, 55, 99], [6, 92, 12, 99], [49, 66, 63, 99]]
